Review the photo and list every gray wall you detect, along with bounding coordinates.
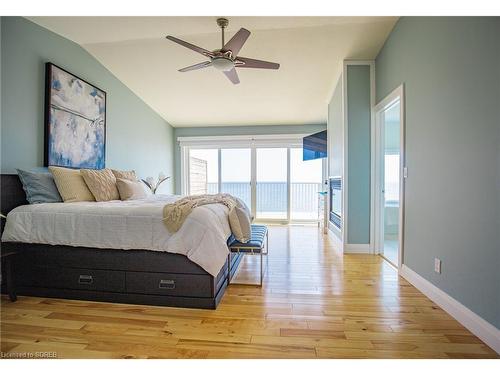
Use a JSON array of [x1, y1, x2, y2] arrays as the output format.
[[376, 17, 500, 328], [1, 17, 175, 193], [173, 124, 326, 194], [347, 65, 371, 245]]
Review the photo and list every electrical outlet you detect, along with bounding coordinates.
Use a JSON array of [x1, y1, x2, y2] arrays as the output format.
[[434, 258, 441, 274]]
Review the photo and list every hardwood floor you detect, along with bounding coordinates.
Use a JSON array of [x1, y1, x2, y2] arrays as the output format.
[[1, 225, 498, 359]]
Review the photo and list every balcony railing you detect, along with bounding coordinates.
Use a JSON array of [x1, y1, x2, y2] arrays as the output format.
[[206, 182, 322, 220]]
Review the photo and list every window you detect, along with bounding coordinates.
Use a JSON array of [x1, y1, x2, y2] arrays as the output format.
[[221, 148, 251, 208], [256, 148, 287, 220], [182, 135, 326, 223], [290, 148, 323, 220], [189, 149, 218, 195]]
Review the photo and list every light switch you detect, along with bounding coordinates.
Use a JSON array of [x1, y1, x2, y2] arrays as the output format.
[[434, 258, 441, 274]]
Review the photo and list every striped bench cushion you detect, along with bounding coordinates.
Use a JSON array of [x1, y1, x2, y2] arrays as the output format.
[[228, 225, 267, 252]]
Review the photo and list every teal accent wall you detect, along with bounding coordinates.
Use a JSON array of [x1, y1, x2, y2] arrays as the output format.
[[376, 17, 500, 328], [328, 76, 343, 178], [173, 124, 326, 194], [1, 17, 174, 193], [347, 65, 371, 244]]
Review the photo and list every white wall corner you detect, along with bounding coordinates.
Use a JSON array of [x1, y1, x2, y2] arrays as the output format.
[[400, 264, 500, 355]]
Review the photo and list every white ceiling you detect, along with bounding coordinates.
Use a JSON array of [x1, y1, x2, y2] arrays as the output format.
[[29, 17, 398, 127]]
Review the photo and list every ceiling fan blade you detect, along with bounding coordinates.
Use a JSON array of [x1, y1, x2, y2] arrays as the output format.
[[223, 68, 240, 84], [178, 61, 212, 72], [221, 28, 251, 57], [235, 56, 280, 70], [166, 35, 213, 57]]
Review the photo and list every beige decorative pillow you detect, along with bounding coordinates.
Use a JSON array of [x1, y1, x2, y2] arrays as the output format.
[[235, 197, 253, 221], [111, 169, 138, 181], [116, 178, 147, 200], [229, 205, 252, 243], [81, 168, 120, 201], [228, 197, 253, 242], [48, 166, 95, 203]]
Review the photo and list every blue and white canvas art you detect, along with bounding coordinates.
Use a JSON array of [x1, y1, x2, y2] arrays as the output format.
[[45, 63, 106, 169]]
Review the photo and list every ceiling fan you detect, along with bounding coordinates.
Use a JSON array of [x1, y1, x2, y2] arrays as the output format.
[[166, 18, 280, 85]]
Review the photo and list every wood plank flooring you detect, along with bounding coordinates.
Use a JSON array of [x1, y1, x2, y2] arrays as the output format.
[[1, 225, 498, 359]]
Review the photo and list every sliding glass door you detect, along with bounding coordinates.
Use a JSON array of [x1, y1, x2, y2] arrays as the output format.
[[186, 143, 325, 223], [290, 148, 323, 221], [256, 148, 288, 220], [220, 148, 251, 208]]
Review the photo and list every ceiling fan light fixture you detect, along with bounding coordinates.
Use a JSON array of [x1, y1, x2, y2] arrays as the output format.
[[166, 18, 280, 84], [211, 57, 234, 72]]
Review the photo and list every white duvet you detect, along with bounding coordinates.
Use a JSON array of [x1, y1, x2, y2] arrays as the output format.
[[1, 195, 231, 276]]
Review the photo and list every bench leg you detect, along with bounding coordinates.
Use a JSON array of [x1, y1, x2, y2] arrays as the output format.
[[229, 229, 268, 287], [226, 254, 230, 286], [260, 251, 263, 286]]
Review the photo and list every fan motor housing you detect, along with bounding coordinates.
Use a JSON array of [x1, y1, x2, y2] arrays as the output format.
[[211, 57, 234, 71]]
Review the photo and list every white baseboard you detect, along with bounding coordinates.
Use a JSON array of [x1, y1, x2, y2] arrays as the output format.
[[400, 264, 500, 354], [326, 226, 343, 252], [328, 221, 342, 238], [344, 243, 370, 253]]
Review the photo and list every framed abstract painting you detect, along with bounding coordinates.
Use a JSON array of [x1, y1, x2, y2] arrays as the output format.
[[44, 63, 106, 169]]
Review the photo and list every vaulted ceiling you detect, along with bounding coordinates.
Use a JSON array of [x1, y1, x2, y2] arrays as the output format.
[[29, 17, 398, 127]]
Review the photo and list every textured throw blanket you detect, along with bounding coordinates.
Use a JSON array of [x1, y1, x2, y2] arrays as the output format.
[[163, 193, 252, 242]]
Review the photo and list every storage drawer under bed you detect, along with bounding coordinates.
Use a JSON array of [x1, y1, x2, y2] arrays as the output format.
[[125, 271, 213, 298], [16, 266, 126, 293]]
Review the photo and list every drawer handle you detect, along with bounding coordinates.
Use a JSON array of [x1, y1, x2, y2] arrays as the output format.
[[159, 279, 175, 289], [78, 275, 93, 284]]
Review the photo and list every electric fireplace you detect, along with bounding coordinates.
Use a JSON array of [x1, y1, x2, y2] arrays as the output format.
[[329, 177, 341, 229]]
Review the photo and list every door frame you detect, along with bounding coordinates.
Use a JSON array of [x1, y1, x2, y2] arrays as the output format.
[[373, 84, 405, 269]]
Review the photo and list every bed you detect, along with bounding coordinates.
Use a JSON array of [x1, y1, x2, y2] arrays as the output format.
[[0, 174, 243, 309]]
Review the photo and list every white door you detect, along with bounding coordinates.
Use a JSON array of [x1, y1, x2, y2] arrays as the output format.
[[374, 86, 405, 268]]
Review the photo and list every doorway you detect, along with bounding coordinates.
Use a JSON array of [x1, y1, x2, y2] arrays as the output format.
[[374, 85, 405, 268]]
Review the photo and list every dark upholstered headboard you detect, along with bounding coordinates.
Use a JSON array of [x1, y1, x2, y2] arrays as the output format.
[[1, 174, 28, 215]]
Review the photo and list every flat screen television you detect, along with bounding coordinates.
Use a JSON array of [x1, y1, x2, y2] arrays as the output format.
[[303, 130, 327, 161]]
